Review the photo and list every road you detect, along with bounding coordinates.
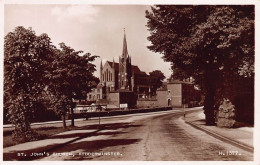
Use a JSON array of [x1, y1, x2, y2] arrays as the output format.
[[38, 110, 253, 161]]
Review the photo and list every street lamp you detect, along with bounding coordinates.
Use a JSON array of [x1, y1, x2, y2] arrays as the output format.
[[97, 99, 101, 126]]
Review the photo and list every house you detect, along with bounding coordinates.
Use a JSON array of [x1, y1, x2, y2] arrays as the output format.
[[156, 79, 201, 107]]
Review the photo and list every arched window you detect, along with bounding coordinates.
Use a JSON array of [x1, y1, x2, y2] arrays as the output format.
[[105, 70, 107, 82], [106, 70, 108, 81], [103, 72, 105, 82]]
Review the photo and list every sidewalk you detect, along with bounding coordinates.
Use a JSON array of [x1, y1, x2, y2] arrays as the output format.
[[184, 109, 254, 152]]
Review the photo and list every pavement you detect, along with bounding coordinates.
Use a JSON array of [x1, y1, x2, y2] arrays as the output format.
[[3, 107, 254, 160], [183, 109, 254, 152]]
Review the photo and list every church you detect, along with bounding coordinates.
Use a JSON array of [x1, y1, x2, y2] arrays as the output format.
[[87, 30, 157, 107]]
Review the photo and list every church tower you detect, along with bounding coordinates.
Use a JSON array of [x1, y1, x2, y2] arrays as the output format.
[[118, 29, 132, 90]]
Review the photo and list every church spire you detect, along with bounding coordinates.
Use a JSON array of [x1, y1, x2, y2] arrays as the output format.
[[122, 28, 128, 58]]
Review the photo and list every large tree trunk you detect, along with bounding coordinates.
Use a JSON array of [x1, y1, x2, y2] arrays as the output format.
[[204, 90, 215, 125], [204, 67, 216, 125], [70, 98, 75, 127], [62, 114, 67, 129]]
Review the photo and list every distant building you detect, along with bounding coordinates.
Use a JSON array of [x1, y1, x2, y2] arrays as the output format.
[[87, 30, 157, 107], [87, 83, 103, 101], [156, 79, 201, 107]]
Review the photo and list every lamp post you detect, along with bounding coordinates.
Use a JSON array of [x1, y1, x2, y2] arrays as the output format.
[[183, 99, 186, 118], [97, 99, 101, 126]]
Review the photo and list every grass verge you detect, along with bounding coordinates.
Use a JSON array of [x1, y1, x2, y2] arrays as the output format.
[[3, 126, 75, 148]]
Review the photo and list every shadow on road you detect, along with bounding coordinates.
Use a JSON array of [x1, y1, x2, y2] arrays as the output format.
[[3, 122, 142, 161]]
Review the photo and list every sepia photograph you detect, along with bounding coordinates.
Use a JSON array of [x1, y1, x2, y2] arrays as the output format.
[[1, 0, 259, 164]]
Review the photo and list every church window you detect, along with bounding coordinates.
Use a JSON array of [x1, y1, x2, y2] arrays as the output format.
[[106, 70, 108, 81], [104, 71, 106, 81], [107, 70, 109, 81]]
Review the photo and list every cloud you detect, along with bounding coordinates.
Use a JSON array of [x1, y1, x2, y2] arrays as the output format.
[[51, 5, 100, 23]]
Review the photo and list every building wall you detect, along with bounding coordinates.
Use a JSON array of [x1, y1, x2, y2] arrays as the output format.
[[119, 92, 137, 108], [156, 83, 183, 107], [107, 92, 120, 107], [101, 62, 116, 91], [87, 88, 102, 101], [156, 90, 168, 107], [137, 100, 158, 108], [167, 83, 182, 107], [107, 91, 137, 108]]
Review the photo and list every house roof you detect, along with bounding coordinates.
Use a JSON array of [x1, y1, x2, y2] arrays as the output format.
[[107, 61, 147, 75]]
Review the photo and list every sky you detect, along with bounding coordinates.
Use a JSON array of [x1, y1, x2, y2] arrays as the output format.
[[4, 4, 172, 79]]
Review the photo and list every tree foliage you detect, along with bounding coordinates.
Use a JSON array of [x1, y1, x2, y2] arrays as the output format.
[[4, 26, 54, 141], [149, 70, 166, 89], [146, 5, 254, 125], [46, 43, 98, 127], [4, 26, 98, 139]]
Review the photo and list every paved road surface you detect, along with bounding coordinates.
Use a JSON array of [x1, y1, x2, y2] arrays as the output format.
[[38, 110, 253, 161]]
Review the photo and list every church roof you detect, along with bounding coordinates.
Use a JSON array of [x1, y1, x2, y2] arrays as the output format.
[[107, 61, 147, 75]]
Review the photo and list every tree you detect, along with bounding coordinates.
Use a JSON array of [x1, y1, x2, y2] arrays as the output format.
[[146, 5, 254, 125], [47, 43, 98, 127], [4, 26, 54, 141], [149, 70, 166, 90]]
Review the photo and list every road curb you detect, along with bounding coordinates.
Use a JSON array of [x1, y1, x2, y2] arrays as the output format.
[[185, 121, 254, 153], [3, 128, 103, 161], [3, 107, 175, 128]]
